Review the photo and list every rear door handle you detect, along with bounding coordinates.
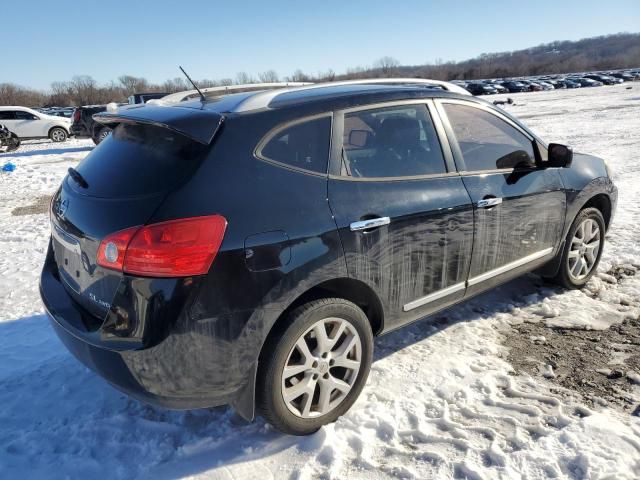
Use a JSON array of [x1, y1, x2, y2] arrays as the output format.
[[350, 217, 390, 232], [476, 197, 502, 208]]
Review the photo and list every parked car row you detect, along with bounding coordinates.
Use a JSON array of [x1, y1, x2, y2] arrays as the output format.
[[37, 107, 75, 118], [455, 68, 640, 95]]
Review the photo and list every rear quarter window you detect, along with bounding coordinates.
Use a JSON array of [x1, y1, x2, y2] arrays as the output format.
[[257, 116, 331, 174]]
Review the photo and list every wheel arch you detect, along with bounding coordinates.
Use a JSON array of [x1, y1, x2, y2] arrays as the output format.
[[231, 277, 384, 421], [258, 277, 384, 369], [538, 191, 612, 278], [581, 193, 612, 230], [48, 125, 69, 136]]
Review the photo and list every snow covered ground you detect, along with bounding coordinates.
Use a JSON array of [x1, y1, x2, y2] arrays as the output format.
[[1, 86, 639, 479]]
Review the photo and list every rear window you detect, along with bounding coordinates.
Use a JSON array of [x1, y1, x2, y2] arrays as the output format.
[[74, 123, 207, 198], [258, 116, 331, 174]]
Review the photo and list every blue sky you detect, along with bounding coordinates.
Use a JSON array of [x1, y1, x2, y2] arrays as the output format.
[[5, 0, 639, 90]]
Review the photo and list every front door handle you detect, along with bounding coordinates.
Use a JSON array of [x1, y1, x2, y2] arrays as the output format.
[[476, 197, 502, 208], [350, 217, 390, 232]]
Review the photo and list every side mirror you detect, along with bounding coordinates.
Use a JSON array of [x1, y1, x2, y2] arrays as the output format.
[[495, 150, 536, 169], [348, 129, 371, 148], [548, 143, 573, 168]]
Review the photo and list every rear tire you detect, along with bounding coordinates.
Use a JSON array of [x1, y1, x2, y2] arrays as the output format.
[[548, 207, 605, 289], [49, 127, 67, 143], [257, 298, 373, 435], [93, 127, 111, 145]]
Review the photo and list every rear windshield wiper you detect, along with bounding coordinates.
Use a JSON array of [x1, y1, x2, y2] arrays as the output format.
[[67, 167, 88, 189]]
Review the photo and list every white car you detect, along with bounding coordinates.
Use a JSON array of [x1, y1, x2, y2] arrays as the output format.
[[0, 106, 71, 142]]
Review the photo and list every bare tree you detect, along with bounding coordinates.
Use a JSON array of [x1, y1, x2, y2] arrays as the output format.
[[373, 56, 400, 76], [2, 33, 639, 107], [162, 77, 188, 93], [118, 75, 150, 96], [235, 72, 255, 85], [289, 69, 311, 82], [317, 69, 336, 82], [0, 83, 46, 107], [258, 70, 279, 83]]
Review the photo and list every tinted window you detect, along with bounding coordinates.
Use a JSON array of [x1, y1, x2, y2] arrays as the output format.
[[443, 103, 535, 171], [74, 123, 207, 198], [15, 111, 38, 120], [342, 105, 446, 178], [0, 111, 16, 120], [260, 116, 331, 174]]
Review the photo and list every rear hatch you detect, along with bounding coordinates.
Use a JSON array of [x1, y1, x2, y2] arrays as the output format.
[[50, 106, 223, 324]]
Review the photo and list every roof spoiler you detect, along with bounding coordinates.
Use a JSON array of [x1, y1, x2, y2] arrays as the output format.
[[93, 104, 224, 145]]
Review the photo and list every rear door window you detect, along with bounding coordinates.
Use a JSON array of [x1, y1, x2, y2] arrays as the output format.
[[258, 116, 331, 174], [15, 111, 38, 120], [342, 104, 446, 178], [74, 123, 207, 198], [0, 111, 16, 120]]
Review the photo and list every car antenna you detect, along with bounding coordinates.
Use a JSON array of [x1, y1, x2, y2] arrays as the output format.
[[179, 66, 206, 102]]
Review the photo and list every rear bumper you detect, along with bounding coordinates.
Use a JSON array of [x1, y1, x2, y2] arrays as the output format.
[[70, 125, 91, 138], [40, 242, 247, 411]]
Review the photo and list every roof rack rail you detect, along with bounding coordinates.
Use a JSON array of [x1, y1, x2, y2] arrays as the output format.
[[160, 82, 314, 104], [298, 78, 470, 95], [232, 77, 470, 112]]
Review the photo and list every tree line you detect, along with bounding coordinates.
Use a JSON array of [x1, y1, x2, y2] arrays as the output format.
[[1, 32, 638, 108]]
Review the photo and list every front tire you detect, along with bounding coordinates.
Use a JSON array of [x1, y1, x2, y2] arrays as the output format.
[[257, 298, 373, 435], [549, 207, 605, 289], [49, 127, 68, 142]]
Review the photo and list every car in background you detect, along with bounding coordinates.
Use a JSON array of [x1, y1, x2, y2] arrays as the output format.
[[584, 74, 617, 85], [573, 78, 603, 87], [519, 80, 542, 92], [500, 81, 529, 93], [70, 105, 110, 144], [45, 107, 75, 118], [450, 80, 468, 89], [609, 72, 635, 82], [0, 106, 71, 142], [559, 79, 581, 88], [127, 92, 170, 104], [466, 83, 498, 95], [486, 82, 508, 94], [547, 80, 566, 89], [534, 80, 554, 90]]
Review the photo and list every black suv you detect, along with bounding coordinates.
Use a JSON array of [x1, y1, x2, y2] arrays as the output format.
[[70, 105, 111, 144], [41, 80, 617, 435]]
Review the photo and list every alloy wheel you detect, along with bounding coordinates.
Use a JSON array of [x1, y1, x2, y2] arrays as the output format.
[[568, 218, 601, 281], [51, 128, 66, 142], [99, 130, 110, 142], [281, 317, 362, 418]]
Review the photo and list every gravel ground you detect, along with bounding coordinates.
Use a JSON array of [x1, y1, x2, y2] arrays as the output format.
[[505, 265, 640, 415]]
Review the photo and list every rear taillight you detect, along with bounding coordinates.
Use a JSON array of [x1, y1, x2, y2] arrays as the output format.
[[97, 215, 227, 277], [72, 110, 80, 122]]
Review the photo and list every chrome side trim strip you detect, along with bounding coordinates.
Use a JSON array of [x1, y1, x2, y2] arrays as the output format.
[[402, 247, 554, 312], [403, 282, 466, 312], [467, 247, 554, 286]]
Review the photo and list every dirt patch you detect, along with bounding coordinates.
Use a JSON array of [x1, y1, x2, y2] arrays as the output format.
[[11, 195, 51, 216], [505, 266, 640, 414]]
